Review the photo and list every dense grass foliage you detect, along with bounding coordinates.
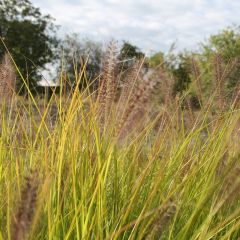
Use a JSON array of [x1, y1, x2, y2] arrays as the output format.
[[1, 46, 240, 240]]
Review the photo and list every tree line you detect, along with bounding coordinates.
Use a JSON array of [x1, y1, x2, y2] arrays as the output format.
[[1, 0, 240, 100]]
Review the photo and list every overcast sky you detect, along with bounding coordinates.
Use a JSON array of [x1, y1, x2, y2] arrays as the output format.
[[32, 0, 240, 54]]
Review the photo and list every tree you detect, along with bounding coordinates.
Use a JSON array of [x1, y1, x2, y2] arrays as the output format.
[[119, 41, 145, 60], [119, 41, 145, 70], [0, 0, 59, 95], [201, 26, 240, 90], [170, 53, 192, 95], [147, 52, 164, 68], [60, 34, 103, 91], [160, 49, 192, 96]]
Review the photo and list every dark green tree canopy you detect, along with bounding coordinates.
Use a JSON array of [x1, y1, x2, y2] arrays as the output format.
[[119, 41, 145, 60], [119, 41, 145, 70], [0, 0, 58, 94], [170, 53, 192, 95]]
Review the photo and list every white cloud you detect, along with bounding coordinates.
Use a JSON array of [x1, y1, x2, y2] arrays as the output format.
[[32, 0, 240, 53]]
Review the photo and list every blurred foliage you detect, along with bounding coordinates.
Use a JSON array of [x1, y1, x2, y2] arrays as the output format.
[[59, 33, 103, 90], [0, 0, 59, 95], [151, 26, 240, 101], [200, 26, 240, 90], [119, 41, 145, 60], [146, 52, 164, 68], [119, 41, 145, 71], [1, 0, 240, 102], [167, 52, 192, 95]]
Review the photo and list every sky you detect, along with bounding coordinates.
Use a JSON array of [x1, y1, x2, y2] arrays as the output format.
[[31, 0, 240, 54]]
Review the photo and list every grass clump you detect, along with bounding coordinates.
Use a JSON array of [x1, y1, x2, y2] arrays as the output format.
[[0, 46, 240, 240]]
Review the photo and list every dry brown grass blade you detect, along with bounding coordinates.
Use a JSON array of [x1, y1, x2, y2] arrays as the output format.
[[117, 66, 163, 140], [191, 57, 203, 104], [145, 200, 176, 239], [11, 171, 39, 240], [0, 53, 16, 103], [97, 40, 118, 121], [118, 58, 144, 106], [232, 83, 240, 109], [186, 97, 195, 129], [222, 58, 239, 81], [213, 53, 225, 111], [160, 68, 174, 108]]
